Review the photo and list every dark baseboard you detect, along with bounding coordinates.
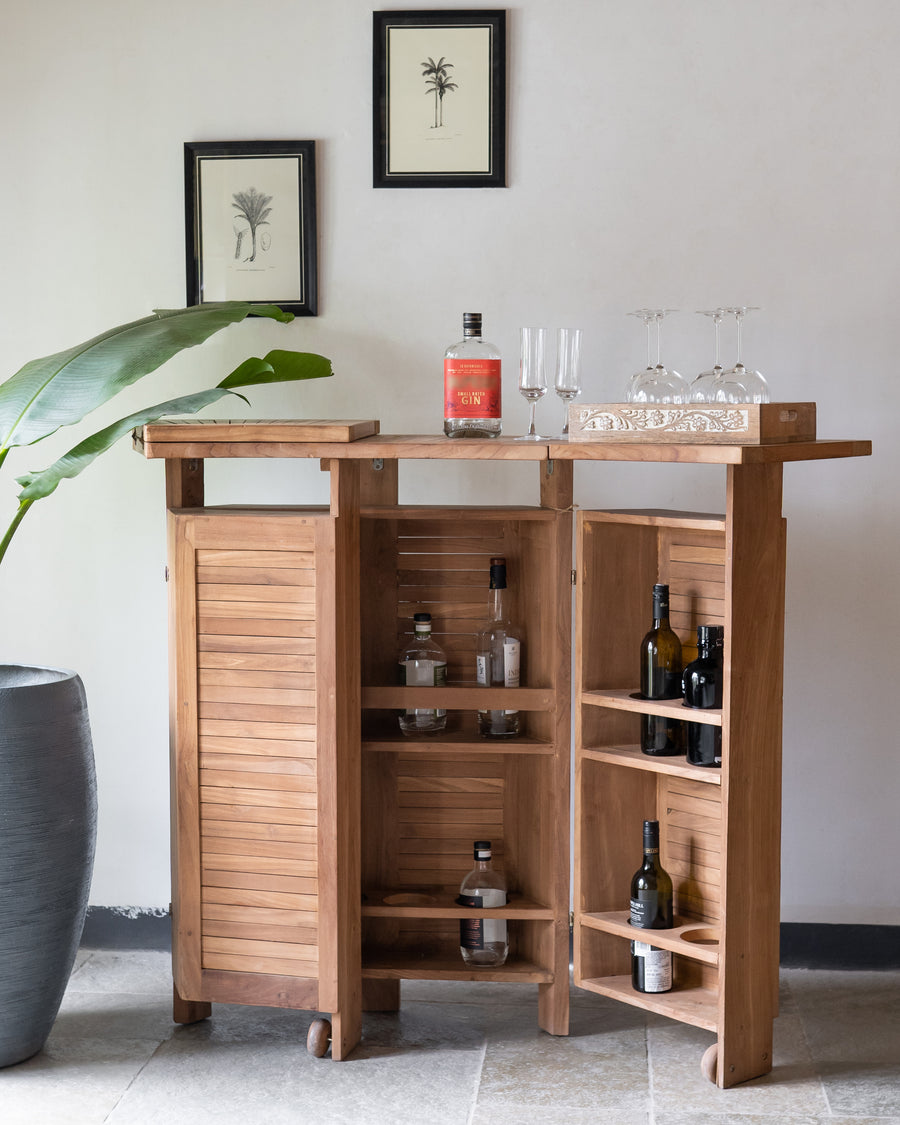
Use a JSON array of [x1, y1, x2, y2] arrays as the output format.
[[80, 910, 899, 970]]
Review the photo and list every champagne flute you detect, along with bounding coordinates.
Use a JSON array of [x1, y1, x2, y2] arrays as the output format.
[[516, 327, 548, 440], [690, 309, 725, 403], [715, 306, 769, 403], [554, 327, 583, 436]]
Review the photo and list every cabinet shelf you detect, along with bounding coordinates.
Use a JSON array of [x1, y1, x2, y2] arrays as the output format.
[[363, 952, 553, 984], [363, 888, 554, 920], [579, 910, 720, 966], [578, 975, 718, 1032], [581, 745, 722, 784], [363, 732, 555, 755], [582, 688, 722, 726], [363, 685, 555, 711]]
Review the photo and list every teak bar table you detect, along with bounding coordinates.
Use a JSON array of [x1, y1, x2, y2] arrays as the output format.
[[137, 419, 870, 1083]]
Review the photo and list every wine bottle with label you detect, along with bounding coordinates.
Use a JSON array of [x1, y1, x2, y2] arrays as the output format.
[[443, 312, 502, 438], [457, 840, 508, 966], [397, 612, 448, 735], [475, 556, 522, 738], [682, 624, 723, 767], [630, 819, 674, 993], [639, 583, 684, 755]]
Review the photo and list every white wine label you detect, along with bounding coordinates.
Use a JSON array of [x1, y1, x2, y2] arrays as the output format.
[[457, 888, 507, 949], [503, 641, 520, 688], [633, 942, 672, 992], [476, 654, 489, 686]]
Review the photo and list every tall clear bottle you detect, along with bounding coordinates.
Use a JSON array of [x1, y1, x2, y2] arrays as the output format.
[[457, 841, 508, 966], [682, 624, 723, 768], [629, 819, 674, 993], [475, 557, 522, 738], [443, 312, 502, 438], [397, 612, 447, 735], [639, 583, 684, 755]]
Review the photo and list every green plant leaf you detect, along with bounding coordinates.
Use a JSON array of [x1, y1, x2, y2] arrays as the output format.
[[0, 302, 293, 454], [219, 350, 332, 389]]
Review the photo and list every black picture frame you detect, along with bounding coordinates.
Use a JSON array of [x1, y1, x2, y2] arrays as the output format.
[[373, 10, 507, 188], [184, 140, 317, 315]]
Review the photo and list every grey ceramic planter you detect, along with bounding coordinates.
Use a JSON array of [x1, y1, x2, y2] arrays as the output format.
[[0, 665, 97, 1068]]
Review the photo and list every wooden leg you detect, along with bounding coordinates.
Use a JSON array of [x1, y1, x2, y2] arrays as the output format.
[[329, 1005, 362, 1061], [173, 984, 211, 1025], [363, 978, 400, 1012]]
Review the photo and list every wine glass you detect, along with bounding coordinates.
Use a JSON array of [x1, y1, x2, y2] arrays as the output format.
[[714, 307, 769, 403], [554, 328, 582, 436], [627, 310, 689, 404], [624, 309, 657, 401], [516, 327, 548, 440], [689, 309, 726, 403]]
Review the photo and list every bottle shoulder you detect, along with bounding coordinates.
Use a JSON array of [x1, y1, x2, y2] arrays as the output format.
[[445, 338, 501, 360]]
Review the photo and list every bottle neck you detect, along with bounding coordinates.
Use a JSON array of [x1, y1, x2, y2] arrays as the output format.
[[489, 586, 508, 621]]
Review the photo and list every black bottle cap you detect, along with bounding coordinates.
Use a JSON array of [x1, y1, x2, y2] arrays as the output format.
[[489, 557, 508, 590], [696, 624, 715, 647], [413, 612, 432, 623], [463, 312, 482, 335], [642, 820, 660, 848], [473, 840, 492, 858], [652, 584, 669, 615]]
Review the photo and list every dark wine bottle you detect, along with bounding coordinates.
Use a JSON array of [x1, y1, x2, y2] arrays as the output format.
[[639, 584, 684, 756], [682, 624, 723, 767], [630, 819, 674, 994]]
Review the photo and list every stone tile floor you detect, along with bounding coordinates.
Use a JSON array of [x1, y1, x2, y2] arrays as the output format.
[[0, 951, 897, 1124]]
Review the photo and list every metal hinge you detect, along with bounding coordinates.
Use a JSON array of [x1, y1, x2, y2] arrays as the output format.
[[571, 569, 577, 586], [164, 566, 169, 582], [569, 910, 575, 929], [372, 458, 384, 471]]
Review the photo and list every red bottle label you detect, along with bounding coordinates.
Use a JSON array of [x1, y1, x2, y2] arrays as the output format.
[[444, 359, 501, 419]]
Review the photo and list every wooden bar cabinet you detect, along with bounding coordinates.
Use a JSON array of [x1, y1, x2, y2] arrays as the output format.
[[138, 420, 870, 1085]]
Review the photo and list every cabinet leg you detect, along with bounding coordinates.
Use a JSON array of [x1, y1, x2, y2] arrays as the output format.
[[363, 978, 400, 1012], [329, 1005, 362, 1061], [538, 978, 570, 1036], [173, 984, 211, 1025]]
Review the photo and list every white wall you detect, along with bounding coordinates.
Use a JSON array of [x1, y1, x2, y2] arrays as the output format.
[[1, 0, 895, 924]]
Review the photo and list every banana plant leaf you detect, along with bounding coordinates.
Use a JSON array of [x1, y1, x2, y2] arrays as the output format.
[[15, 349, 332, 502], [0, 302, 292, 453]]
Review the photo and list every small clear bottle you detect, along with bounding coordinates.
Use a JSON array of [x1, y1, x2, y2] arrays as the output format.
[[397, 612, 447, 735], [443, 312, 502, 438], [457, 840, 508, 966], [475, 557, 522, 738]]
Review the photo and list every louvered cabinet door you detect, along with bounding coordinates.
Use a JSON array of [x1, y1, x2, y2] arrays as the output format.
[[167, 507, 358, 1044]]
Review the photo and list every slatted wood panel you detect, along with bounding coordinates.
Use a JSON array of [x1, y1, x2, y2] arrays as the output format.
[[660, 776, 723, 924], [658, 530, 726, 660], [395, 520, 510, 680], [395, 753, 506, 953], [195, 543, 320, 978]]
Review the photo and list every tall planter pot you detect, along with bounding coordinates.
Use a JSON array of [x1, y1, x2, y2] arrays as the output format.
[[0, 665, 97, 1068]]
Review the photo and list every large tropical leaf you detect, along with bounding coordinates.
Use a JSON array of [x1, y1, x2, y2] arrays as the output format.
[[0, 302, 292, 453], [14, 348, 332, 502]]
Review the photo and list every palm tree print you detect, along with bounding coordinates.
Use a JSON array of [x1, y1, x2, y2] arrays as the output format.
[[421, 56, 458, 128], [231, 187, 272, 263]]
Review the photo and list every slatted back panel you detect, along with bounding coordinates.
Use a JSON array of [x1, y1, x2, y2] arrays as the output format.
[[395, 518, 510, 681], [658, 528, 726, 661], [660, 775, 722, 924], [395, 753, 506, 953], [193, 533, 320, 979]]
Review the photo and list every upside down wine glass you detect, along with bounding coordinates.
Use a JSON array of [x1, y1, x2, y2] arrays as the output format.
[[689, 309, 726, 403], [625, 310, 689, 404], [516, 327, 548, 440], [714, 306, 769, 403]]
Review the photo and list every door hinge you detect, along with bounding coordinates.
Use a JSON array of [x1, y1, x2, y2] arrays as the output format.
[[571, 569, 577, 586], [569, 910, 575, 929], [164, 566, 170, 582]]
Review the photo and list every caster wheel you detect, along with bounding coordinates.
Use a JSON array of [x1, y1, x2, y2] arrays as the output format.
[[307, 1017, 332, 1058], [700, 1043, 718, 1085]]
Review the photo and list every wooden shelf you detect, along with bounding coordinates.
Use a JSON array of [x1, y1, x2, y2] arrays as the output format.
[[363, 888, 554, 920], [579, 910, 720, 966], [363, 685, 555, 711], [363, 952, 553, 983], [578, 974, 719, 1032], [582, 688, 722, 726], [581, 745, 722, 784], [363, 731, 555, 755]]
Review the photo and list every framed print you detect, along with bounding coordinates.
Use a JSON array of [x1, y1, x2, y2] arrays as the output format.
[[373, 10, 507, 188], [184, 140, 317, 315]]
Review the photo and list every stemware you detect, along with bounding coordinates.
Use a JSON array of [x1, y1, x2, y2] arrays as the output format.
[[624, 309, 657, 401], [689, 309, 726, 403], [516, 327, 548, 440], [714, 307, 769, 403], [554, 328, 583, 436], [626, 310, 689, 404]]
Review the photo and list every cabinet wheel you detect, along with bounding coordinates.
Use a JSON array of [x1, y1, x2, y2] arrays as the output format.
[[700, 1043, 718, 1084], [307, 1017, 332, 1058]]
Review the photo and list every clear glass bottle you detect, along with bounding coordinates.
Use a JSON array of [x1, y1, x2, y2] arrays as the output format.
[[639, 583, 684, 756], [457, 840, 508, 966], [629, 819, 674, 993], [397, 612, 447, 735], [682, 624, 723, 768], [443, 312, 502, 438], [475, 557, 522, 738]]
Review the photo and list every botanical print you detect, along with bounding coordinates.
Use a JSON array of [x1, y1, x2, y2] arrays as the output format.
[[421, 56, 458, 128], [232, 187, 273, 264]]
